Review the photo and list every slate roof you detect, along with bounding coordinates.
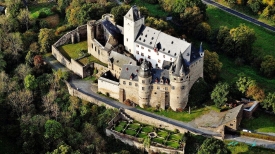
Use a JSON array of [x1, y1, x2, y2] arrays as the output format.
[[124, 5, 142, 21], [109, 51, 136, 68], [120, 65, 140, 81], [151, 69, 170, 84], [222, 104, 243, 125], [102, 19, 121, 37], [169, 52, 189, 76], [138, 59, 151, 78], [135, 25, 191, 60]]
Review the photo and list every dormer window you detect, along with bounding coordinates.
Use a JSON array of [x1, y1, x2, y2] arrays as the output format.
[[174, 53, 177, 56], [145, 34, 147, 37], [152, 37, 154, 40], [171, 41, 173, 44], [168, 50, 170, 53]]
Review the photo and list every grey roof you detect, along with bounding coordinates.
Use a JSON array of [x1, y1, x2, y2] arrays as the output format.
[[135, 25, 191, 59], [124, 5, 142, 21], [109, 51, 136, 68], [222, 104, 243, 125], [102, 19, 121, 37], [120, 65, 140, 81], [0, 6, 5, 13], [138, 59, 151, 78], [169, 52, 189, 77], [151, 69, 170, 84], [190, 44, 203, 63]]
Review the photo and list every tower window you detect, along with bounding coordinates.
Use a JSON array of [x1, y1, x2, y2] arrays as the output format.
[[181, 86, 185, 89], [158, 59, 161, 63], [141, 46, 144, 49], [136, 51, 139, 54], [157, 86, 160, 90], [148, 55, 151, 59], [135, 83, 138, 86], [92, 43, 93, 49], [136, 45, 139, 47], [170, 58, 172, 61], [172, 86, 175, 90], [141, 53, 144, 56], [127, 38, 128, 42], [123, 81, 126, 84], [142, 87, 145, 90], [148, 49, 150, 52], [142, 80, 145, 83], [163, 55, 165, 58], [129, 82, 132, 86], [165, 87, 168, 90]]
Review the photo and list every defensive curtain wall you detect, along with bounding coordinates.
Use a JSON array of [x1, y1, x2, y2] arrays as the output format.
[[52, 25, 96, 78], [64, 81, 223, 141], [98, 77, 120, 99]]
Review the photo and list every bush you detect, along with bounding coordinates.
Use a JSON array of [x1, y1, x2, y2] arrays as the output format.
[[39, 20, 49, 28], [38, 11, 47, 18], [55, 25, 75, 35]]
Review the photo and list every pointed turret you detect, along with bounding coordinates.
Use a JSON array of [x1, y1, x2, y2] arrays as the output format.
[[138, 59, 151, 78], [199, 42, 204, 57], [125, 5, 142, 21], [169, 52, 189, 77]]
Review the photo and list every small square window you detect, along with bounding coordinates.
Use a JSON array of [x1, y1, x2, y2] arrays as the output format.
[[136, 51, 139, 54], [135, 83, 138, 87], [123, 81, 126, 84], [141, 46, 144, 49], [158, 59, 161, 63], [157, 86, 160, 90], [148, 49, 151, 52], [142, 87, 144, 90], [129, 82, 132, 85], [141, 53, 144, 56], [148, 55, 151, 59], [172, 86, 175, 90], [165, 87, 168, 90], [136, 45, 139, 47], [142, 80, 145, 83], [170, 58, 172, 61], [163, 55, 165, 58]]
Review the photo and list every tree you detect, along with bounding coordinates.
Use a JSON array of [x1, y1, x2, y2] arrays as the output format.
[[17, 8, 31, 31], [44, 119, 63, 140], [263, 92, 275, 113], [179, 6, 204, 33], [24, 74, 38, 91], [0, 71, 9, 93], [5, 32, 23, 61], [204, 50, 222, 82], [111, 5, 131, 26], [260, 55, 275, 78], [57, 0, 72, 17], [236, 75, 256, 94], [15, 64, 32, 81], [33, 55, 44, 68], [211, 82, 230, 108], [188, 78, 209, 107], [5, 0, 21, 18], [7, 89, 34, 117], [198, 138, 231, 154], [247, 0, 262, 13], [246, 84, 265, 102], [145, 17, 169, 31], [38, 28, 56, 53], [193, 22, 211, 41], [0, 52, 6, 71]]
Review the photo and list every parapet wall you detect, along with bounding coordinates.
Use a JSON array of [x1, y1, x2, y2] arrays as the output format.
[[98, 77, 119, 99], [52, 25, 90, 78]]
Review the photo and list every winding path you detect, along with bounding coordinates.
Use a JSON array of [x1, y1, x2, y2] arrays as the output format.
[[202, 0, 275, 32]]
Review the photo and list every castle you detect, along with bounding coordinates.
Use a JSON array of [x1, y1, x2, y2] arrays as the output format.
[[87, 6, 204, 111]]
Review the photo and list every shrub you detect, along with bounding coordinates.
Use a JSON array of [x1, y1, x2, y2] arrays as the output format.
[[39, 20, 49, 28], [38, 11, 47, 18]]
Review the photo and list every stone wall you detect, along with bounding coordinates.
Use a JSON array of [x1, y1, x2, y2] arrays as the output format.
[[65, 81, 115, 109], [52, 46, 71, 68], [98, 77, 119, 99], [106, 129, 184, 154], [71, 59, 85, 78]]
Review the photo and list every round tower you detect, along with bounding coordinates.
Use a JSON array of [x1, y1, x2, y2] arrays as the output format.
[[138, 59, 152, 108], [169, 52, 190, 111]]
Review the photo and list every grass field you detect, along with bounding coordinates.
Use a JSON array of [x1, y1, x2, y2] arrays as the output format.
[[225, 140, 275, 154], [128, 123, 140, 130], [130, 0, 168, 17], [241, 111, 275, 133], [29, 3, 55, 19], [220, 55, 275, 92], [58, 41, 88, 60], [77, 55, 108, 67], [141, 126, 153, 133], [166, 140, 180, 149], [157, 130, 169, 138], [152, 137, 164, 144], [143, 106, 211, 122], [125, 129, 137, 136], [169, 133, 183, 141], [207, 6, 275, 58], [137, 132, 148, 138]]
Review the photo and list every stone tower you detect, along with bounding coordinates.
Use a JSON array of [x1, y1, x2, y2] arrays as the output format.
[[169, 52, 190, 111], [138, 59, 152, 108], [123, 5, 144, 54], [87, 20, 96, 55]]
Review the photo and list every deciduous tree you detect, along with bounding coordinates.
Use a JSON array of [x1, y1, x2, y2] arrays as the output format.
[[17, 8, 31, 31], [38, 28, 56, 53], [260, 55, 275, 78], [203, 50, 222, 82], [263, 92, 275, 113], [44, 119, 63, 140], [211, 82, 230, 108], [198, 138, 231, 154]]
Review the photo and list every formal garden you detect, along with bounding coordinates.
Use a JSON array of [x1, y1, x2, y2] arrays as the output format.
[[111, 120, 186, 149]]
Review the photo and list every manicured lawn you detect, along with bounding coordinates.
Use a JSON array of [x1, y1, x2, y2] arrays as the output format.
[[130, 0, 168, 17], [137, 132, 148, 138], [114, 125, 124, 132], [157, 130, 169, 139], [225, 140, 275, 154], [141, 126, 154, 133], [241, 111, 275, 133], [166, 140, 180, 149], [220, 55, 275, 93], [125, 129, 137, 136], [128, 123, 141, 131], [152, 137, 164, 144], [29, 3, 55, 19], [143, 106, 211, 122], [207, 6, 275, 58], [58, 41, 88, 60], [169, 134, 183, 141], [77, 55, 108, 67]]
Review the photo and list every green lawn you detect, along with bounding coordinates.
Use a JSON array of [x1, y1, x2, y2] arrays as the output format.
[[130, 0, 168, 17], [137, 132, 148, 138], [169, 133, 183, 141], [125, 129, 137, 136], [220, 55, 275, 92], [128, 123, 141, 131], [77, 55, 108, 67], [58, 41, 88, 60], [118, 120, 128, 128], [166, 140, 180, 149], [241, 111, 275, 133], [152, 137, 164, 144], [114, 125, 124, 132], [142, 106, 211, 122], [157, 130, 169, 139], [225, 140, 275, 154], [141, 126, 154, 133], [28, 3, 55, 19], [207, 6, 275, 58]]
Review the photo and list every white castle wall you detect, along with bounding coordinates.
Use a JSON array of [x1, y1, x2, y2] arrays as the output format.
[[98, 77, 119, 99]]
